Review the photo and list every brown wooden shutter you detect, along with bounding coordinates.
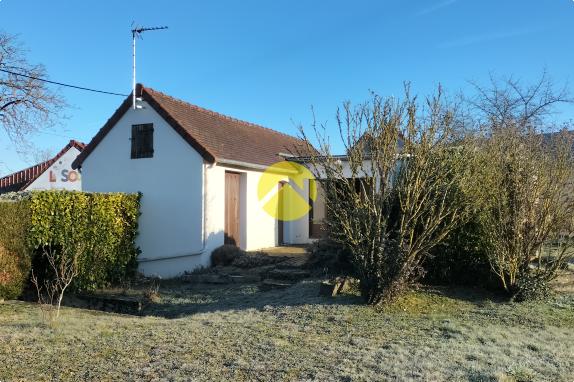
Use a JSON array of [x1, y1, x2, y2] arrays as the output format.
[[131, 123, 154, 159], [141, 124, 154, 157], [131, 125, 139, 158]]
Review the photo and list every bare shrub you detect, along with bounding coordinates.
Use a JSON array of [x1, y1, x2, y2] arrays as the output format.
[[143, 280, 161, 303], [468, 74, 574, 299], [31, 243, 82, 320], [299, 86, 473, 304]]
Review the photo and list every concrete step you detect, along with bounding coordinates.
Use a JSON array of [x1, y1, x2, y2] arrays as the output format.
[[275, 258, 309, 269], [183, 273, 263, 284], [259, 279, 295, 291], [228, 274, 261, 283], [182, 274, 229, 284], [265, 268, 310, 281]]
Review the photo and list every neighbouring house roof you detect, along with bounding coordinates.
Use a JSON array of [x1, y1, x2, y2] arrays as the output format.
[[541, 130, 574, 153], [73, 84, 308, 169], [350, 131, 405, 156], [0, 140, 85, 194]]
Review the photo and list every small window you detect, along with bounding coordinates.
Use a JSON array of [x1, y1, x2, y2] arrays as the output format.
[[131, 124, 154, 159]]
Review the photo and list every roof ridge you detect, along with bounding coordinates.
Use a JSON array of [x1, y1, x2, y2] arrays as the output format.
[[69, 140, 86, 149], [143, 86, 301, 141], [74, 84, 312, 170]]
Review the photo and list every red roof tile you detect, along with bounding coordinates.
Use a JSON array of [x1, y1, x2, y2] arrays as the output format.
[[73, 84, 307, 169]]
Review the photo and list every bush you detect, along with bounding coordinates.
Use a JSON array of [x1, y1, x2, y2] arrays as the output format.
[[211, 245, 244, 266], [305, 239, 353, 277], [301, 89, 473, 305], [0, 191, 141, 299], [0, 199, 31, 299], [466, 76, 574, 300], [424, 220, 494, 287], [511, 273, 553, 302]]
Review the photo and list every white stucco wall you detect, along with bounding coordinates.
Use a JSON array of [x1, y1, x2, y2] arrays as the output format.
[[79, 100, 321, 277], [244, 167, 285, 250], [203, 161, 320, 251], [80, 101, 206, 277], [26, 147, 82, 191]]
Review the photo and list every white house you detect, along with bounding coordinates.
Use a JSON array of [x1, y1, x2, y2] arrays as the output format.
[[0, 140, 85, 194], [73, 84, 324, 277]]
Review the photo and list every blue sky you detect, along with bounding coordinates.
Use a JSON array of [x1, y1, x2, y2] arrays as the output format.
[[1, 0, 573, 175]]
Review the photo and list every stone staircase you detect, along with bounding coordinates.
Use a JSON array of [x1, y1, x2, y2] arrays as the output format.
[[183, 246, 311, 290], [259, 268, 310, 290]]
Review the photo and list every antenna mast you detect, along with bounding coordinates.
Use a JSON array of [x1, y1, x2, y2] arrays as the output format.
[[131, 25, 168, 109]]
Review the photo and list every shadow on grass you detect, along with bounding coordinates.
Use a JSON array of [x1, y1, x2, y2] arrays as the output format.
[[59, 278, 573, 320], [143, 280, 364, 319], [421, 285, 509, 304], [144, 280, 515, 319]]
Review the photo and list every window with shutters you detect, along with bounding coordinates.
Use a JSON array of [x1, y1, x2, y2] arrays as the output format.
[[131, 124, 154, 159]]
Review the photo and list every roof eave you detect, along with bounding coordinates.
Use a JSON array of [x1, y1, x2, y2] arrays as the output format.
[[73, 84, 217, 170], [141, 88, 216, 164]]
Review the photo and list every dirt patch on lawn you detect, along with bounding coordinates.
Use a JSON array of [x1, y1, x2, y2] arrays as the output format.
[[552, 267, 574, 293]]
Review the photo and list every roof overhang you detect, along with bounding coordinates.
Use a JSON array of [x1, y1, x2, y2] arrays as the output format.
[[72, 84, 216, 170]]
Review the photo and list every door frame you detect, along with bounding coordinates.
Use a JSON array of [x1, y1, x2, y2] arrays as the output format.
[[278, 181, 286, 245]]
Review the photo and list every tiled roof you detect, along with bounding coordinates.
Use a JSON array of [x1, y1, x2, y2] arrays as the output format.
[[0, 140, 85, 194], [73, 84, 308, 169], [541, 130, 574, 153]]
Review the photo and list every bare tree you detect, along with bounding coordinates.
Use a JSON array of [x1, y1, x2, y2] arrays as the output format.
[[31, 243, 82, 320], [468, 74, 574, 299], [0, 32, 65, 143], [299, 87, 473, 304], [468, 71, 571, 131], [31, 147, 55, 164]]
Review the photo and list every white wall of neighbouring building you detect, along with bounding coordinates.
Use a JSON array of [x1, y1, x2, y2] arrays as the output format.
[[26, 147, 83, 191], [80, 101, 206, 277], [283, 178, 313, 245]]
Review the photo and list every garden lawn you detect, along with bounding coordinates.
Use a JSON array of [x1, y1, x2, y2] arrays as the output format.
[[1, 280, 573, 382]]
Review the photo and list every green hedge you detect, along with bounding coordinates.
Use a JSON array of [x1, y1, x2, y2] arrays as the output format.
[[424, 219, 495, 287], [0, 199, 32, 299], [0, 191, 141, 299]]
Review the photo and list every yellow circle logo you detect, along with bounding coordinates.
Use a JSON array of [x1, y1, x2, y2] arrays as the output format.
[[258, 161, 316, 221]]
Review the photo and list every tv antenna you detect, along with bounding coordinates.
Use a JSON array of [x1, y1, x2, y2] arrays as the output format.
[[131, 25, 168, 109]]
